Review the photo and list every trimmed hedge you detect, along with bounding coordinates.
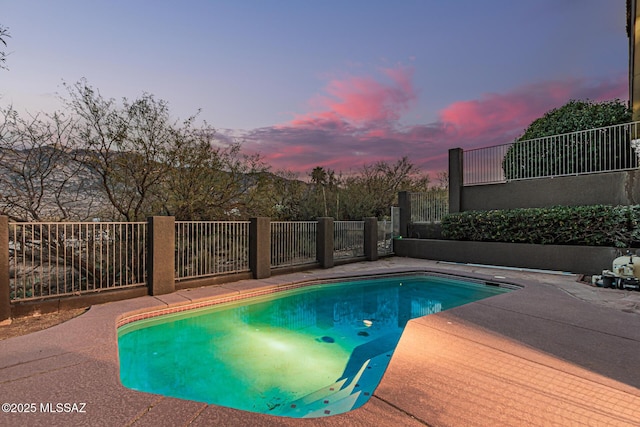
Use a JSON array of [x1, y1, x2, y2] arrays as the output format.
[[441, 205, 640, 248], [502, 100, 632, 180]]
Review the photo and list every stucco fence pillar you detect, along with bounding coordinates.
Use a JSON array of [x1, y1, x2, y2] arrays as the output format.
[[364, 217, 378, 261], [317, 217, 334, 268], [250, 217, 271, 279], [147, 216, 176, 296]]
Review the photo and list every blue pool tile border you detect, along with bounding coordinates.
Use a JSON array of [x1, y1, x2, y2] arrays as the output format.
[[116, 271, 518, 328]]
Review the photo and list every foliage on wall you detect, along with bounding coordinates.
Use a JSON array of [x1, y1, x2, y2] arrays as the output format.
[[442, 204, 640, 248]]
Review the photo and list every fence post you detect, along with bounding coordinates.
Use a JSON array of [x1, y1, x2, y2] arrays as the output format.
[[398, 191, 411, 238], [449, 148, 463, 213], [0, 216, 10, 324], [250, 217, 271, 279], [147, 216, 175, 296], [317, 217, 334, 268], [364, 217, 378, 261]]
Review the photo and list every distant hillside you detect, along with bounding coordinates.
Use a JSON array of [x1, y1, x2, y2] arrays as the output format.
[[1, 145, 114, 221], [0, 145, 309, 222]]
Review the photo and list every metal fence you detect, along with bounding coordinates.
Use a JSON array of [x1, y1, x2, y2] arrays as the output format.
[[175, 221, 250, 281], [9, 222, 146, 301], [270, 221, 317, 268], [410, 190, 449, 223], [377, 219, 394, 256], [463, 121, 640, 185], [6, 218, 392, 303], [334, 221, 364, 259]]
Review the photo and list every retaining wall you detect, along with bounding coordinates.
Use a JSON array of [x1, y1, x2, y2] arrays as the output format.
[[448, 148, 640, 213], [394, 238, 620, 275]]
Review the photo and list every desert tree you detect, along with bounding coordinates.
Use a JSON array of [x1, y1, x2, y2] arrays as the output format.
[[163, 124, 270, 220], [339, 157, 430, 220], [0, 106, 111, 297], [0, 106, 97, 221], [65, 80, 175, 221], [252, 169, 309, 220], [434, 170, 448, 189], [66, 79, 273, 221]]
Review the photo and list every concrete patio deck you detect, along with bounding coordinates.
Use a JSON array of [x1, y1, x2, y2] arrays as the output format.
[[1, 257, 639, 426]]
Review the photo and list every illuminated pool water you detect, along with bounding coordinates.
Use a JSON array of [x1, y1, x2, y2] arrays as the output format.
[[117, 274, 511, 418]]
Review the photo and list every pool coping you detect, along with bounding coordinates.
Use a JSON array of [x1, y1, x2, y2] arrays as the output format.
[[1, 257, 640, 426]]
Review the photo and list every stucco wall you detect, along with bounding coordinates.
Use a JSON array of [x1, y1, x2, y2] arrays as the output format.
[[460, 170, 640, 212], [394, 238, 620, 275]]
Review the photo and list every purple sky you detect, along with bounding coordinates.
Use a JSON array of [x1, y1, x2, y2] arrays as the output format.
[[1, 0, 629, 178]]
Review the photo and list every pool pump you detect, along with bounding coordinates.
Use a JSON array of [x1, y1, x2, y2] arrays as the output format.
[[594, 252, 640, 290]]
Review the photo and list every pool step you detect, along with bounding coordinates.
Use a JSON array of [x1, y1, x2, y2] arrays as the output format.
[[277, 359, 370, 417], [284, 377, 348, 407], [303, 390, 362, 418], [350, 350, 393, 409]]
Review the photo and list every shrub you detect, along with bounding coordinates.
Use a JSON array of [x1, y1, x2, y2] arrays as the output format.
[[441, 205, 640, 248], [502, 100, 633, 180], [518, 99, 631, 141]]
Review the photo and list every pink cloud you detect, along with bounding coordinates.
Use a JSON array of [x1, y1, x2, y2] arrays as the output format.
[[291, 65, 417, 128], [241, 73, 628, 180], [438, 75, 628, 150]]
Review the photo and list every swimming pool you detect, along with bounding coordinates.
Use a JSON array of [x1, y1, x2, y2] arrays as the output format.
[[117, 274, 512, 418]]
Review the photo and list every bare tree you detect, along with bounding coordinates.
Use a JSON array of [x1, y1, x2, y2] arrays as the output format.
[[0, 106, 110, 296], [65, 80, 174, 221], [0, 106, 97, 221], [435, 170, 448, 190], [0, 24, 10, 70]]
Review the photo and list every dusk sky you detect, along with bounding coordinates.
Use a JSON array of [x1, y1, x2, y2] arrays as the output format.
[[1, 0, 629, 178]]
